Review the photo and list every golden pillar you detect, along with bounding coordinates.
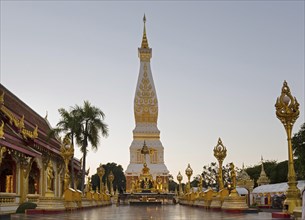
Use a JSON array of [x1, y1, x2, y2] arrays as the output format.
[[97, 164, 105, 193], [185, 164, 193, 193], [213, 138, 227, 191], [108, 171, 114, 196], [275, 80, 301, 213], [60, 137, 74, 192], [177, 172, 183, 195]]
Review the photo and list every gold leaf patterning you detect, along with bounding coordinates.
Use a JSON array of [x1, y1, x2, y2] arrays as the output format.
[[134, 64, 158, 123]]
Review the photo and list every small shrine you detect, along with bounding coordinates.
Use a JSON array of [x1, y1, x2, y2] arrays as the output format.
[[139, 163, 153, 191], [129, 141, 166, 194], [257, 157, 270, 186]]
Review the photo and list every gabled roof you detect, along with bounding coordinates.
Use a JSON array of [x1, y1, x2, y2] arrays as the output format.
[[0, 84, 60, 153], [0, 84, 81, 170]]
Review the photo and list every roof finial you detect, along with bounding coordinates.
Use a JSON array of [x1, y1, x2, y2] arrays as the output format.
[[141, 14, 149, 48]]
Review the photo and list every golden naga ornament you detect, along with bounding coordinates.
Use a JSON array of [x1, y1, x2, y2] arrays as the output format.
[[0, 92, 38, 140]]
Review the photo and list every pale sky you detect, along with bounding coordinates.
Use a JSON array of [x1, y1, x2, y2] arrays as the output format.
[[1, 1, 304, 182]]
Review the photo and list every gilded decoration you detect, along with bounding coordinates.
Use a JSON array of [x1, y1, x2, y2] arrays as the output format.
[[138, 15, 152, 62], [0, 146, 7, 165], [213, 138, 227, 190], [275, 81, 301, 214], [141, 15, 149, 49], [19, 156, 33, 179], [0, 92, 38, 140], [134, 64, 158, 123], [275, 80, 299, 128], [0, 92, 4, 104], [0, 120, 4, 138]]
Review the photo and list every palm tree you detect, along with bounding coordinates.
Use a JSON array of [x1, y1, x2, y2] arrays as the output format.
[[49, 107, 81, 189], [75, 101, 109, 192]]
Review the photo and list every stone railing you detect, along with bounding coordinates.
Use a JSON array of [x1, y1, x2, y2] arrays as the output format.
[[0, 193, 17, 204], [26, 194, 40, 203]]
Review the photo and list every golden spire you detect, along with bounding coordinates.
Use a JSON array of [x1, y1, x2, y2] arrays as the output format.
[[141, 14, 149, 48]]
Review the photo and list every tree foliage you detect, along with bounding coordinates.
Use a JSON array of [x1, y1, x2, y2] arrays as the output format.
[[245, 160, 288, 186], [168, 174, 178, 192], [91, 162, 126, 193], [201, 162, 233, 190], [48, 107, 81, 189], [51, 101, 108, 192], [292, 122, 305, 179], [74, 101, 109, 192]]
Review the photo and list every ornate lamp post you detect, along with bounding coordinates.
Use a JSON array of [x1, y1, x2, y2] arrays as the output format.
[[60, 137, 74, 192], [97, 164, 105, 193], [177, 172, 183, 195], [108, 171, 114, 196], [213, 138, 227, 191], [275, 81, 301, 213], [185, 164, 193, 193]]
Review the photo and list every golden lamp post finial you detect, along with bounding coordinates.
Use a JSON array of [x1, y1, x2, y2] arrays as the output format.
[[185, 164, 193, 193], [177, 171, 183, 196]]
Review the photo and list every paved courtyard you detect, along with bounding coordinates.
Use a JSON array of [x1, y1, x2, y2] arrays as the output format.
[[9, 205, 282, 220]]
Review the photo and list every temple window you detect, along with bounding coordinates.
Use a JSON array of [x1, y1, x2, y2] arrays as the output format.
[[149, 149, 157, 164], [136, 150, 144, 163]]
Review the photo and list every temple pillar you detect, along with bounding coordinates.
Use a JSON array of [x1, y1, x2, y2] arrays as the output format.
[[42, 155, 50, 196], [18, 156, 32, 203]]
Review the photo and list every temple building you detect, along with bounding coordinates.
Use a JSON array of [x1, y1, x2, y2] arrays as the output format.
[[0, 84, 81, 214], [125, 16, 169, 192]]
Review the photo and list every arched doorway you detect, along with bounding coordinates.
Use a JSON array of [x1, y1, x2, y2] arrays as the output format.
[[0, 153, 16, 193]]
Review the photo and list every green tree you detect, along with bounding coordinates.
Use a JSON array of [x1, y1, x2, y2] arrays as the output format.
[[76, 101, 109, 192], [292, 123, 305, 179], [190, 175, 200, 187], [91, 163, 126, 193], [271, 160, 288, 183], [48, 107, 81, 188], [201, 162, 233, 190], [168, 174, 178, 192]]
